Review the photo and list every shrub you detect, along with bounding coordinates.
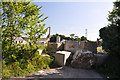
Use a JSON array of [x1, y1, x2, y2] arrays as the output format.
[[2, 43, 53, 78], [26, 60, 35, 73], [7, 62, 22, 76], [2, 68, 11, 78], [49, 55, 60, 68], [95, 54, 120, 78], [2, 60, 11, 78]]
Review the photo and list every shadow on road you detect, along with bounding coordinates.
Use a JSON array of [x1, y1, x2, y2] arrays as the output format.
[[25, 66, 103, 78]]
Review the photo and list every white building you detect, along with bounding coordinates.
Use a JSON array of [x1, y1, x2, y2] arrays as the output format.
[[13, 37, 28, 44], [37, 38, 50, 45]]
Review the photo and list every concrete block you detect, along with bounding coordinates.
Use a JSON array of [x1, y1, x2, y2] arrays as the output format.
[[55, 51, 71, 66], [37, 49, 43, 55]]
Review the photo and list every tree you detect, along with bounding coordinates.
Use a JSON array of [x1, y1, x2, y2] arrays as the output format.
[[1, 2, 52, 77], [2, 1, 49, 60], [75, 36, 78, 39], [74, 36, 81, 41], [70, 34, 75, 38], [2, 2, 27, 45], [2, 2, 49, 46], [50, 34, 81, 42], [50, 34, 57, 42], [99, 0, 120, 55], [81, 36, 87, 41], [25, 13, 49, 44], [23, 3, 49, 44]]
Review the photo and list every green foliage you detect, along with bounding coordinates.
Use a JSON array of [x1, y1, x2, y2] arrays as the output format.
[[87, 40, 96, 42], [49, 56, 60, 68], [2, 2, 29, 45], [2, 1, 49, 48], [81, 36, 87, 41], [1, 1, 52, 78], [99, 1, 120, 56], [26, 60, 35, 73], [2, 44, 53, 78], [50, 34, 57, 42], [70, 33, 75, 38], [25, 15, 49, 44], [50, 34, 81, 42], [95, 55, 120, 78], [97, 1, 120, 78], [2, 61, 11, 78]]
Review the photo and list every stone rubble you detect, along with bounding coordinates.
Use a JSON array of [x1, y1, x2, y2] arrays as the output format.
[[71, 50, 95, 69]]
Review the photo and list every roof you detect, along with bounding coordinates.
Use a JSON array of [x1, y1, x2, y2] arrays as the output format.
[[38, 38, 49, 41], [13, 37, 24, 41]]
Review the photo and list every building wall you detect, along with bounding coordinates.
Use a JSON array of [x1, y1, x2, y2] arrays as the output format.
[[14, 40, 27, 44]]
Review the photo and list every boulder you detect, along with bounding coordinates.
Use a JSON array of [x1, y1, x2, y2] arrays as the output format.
[[71, 50, 95, 69]]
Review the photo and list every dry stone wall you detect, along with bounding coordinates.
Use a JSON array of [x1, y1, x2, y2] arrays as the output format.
[[48, 40, 97, 54], [64, 40, 97, 54], [48, 42, 64, 53], [64, 40, 80, 53], [80, 41, 97, 54]]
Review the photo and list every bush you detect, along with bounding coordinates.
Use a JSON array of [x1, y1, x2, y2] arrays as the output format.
[[2, 44, 53, 78], [49, 55, 60, 68], [2, 60, 11, 78], [26, 60, 35, 73], [95, 54, 120, 78]]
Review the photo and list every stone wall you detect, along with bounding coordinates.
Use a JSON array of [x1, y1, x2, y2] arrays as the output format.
[[64, 40, 97, 54], [94, 53, 108, 66], [81, 41, 97, 54], [48, 42, 64, 53], [64, 40, 80, 53], [48, 40, 97, 54]]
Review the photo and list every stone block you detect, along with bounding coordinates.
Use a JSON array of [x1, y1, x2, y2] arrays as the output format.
[[71, 50, 95, 69], [79, 41, 97, 54], [64, 40, 80, 53], [64, 40, 97, 54], [48, 42, 64, 53], [55, 51, 71, 66]]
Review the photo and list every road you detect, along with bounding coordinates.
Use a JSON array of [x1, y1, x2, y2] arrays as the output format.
[[18, 66, 103, 78]]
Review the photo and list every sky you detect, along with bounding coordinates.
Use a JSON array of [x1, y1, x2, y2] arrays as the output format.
[[32, 1, 114, 41]]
